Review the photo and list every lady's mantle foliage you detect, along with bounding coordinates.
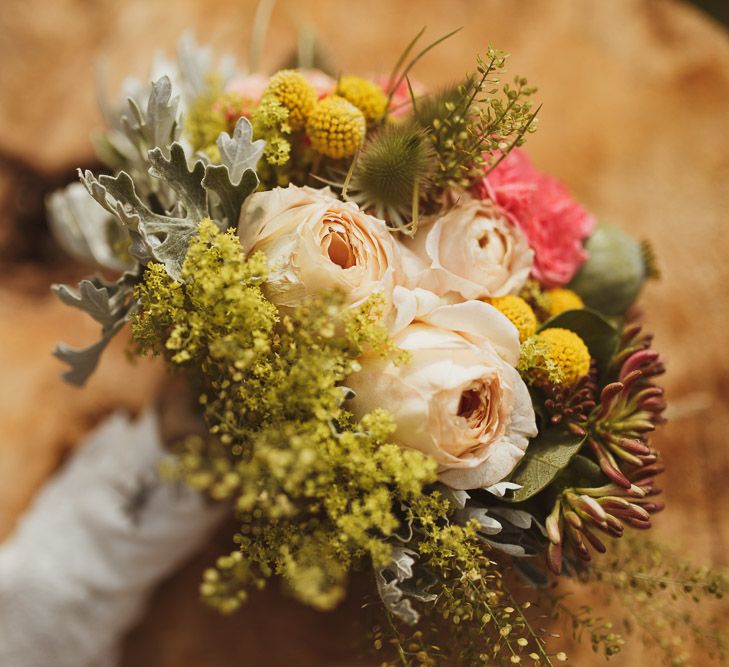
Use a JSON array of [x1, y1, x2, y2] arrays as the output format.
[[133, 221, 440, 611]]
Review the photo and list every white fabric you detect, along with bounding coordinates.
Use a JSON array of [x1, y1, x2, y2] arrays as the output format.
[[0, 411, 226, 667]]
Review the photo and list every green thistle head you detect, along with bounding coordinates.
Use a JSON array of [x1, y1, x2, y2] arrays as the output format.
[[347, 122, 435, 234]]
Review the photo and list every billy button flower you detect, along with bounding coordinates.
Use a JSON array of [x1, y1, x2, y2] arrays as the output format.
[[518, 327, 592, 388], [490, 295, 537, 342], [588, 322, 666, 489], [545, 288, 584, 318], [306, 95, 366, 159], [262, 69, 317, 131], [335, 75, 388, 123]]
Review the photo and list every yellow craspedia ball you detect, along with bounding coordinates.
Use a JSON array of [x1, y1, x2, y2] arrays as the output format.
[[262, 69, 317, 131], [546, 288, 585, 317], [306, 95, 366, 159], [490, 295, 537, 342], [335, 75, 388, 123], [519, 327, 591, 388]]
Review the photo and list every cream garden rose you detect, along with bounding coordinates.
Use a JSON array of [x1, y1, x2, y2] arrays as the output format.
[[347, 293, 537, 490], [238, 185, 406, 308], [404, 196, 534, 300]]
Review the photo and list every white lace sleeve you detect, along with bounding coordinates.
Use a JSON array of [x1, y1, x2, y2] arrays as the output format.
[[0, 411, 226, 667]]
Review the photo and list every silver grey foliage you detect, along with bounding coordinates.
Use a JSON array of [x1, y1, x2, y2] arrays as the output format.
[[217, 118, 266, 185], [51, 275, 138, 386], [46, 183, 133, 273], [49, 36, 263, 386], [375, 546, 437, 626]]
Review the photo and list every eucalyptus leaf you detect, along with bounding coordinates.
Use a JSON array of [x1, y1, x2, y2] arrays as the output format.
[[539, 308, 618, 381], [505, 428, 586, 503]]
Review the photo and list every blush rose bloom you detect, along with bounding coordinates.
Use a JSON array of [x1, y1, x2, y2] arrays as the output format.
[[238, 185, 407, 309], [402, 196, 534, 301], [347, 293, 537, 490], [478, 148, 597, 288]]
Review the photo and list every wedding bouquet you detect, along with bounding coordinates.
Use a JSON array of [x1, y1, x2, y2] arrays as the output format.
[[43, 28, 728, 667]]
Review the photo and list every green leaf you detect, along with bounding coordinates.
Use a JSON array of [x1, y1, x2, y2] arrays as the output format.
[[539, 308, 619, 381], [505, 428, 586, 503], [554, 454, 606, 490]]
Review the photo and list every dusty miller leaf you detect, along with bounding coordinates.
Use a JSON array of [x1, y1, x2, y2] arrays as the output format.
[[148, 142, 207, 220], [202, 164, 259, 229], [53, 321, 127, 387], [123, 76, 181, 159], [46, 182, 133, 272], [176, 31, 235, 102], [375, 546, 437, 625], [217, 117, 265, 185], [79, 168, 197, 280], [51, 274, 138, 386], [506, 428, 586, 503], [53, 279, 128, 329], [456, 492, 548, 557]]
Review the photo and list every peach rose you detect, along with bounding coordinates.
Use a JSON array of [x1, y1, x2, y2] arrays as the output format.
[[477, 148, 596, 288], [403, 196, 533, 300], [238, 185, 406, 308], [347, 296, 537, 490]]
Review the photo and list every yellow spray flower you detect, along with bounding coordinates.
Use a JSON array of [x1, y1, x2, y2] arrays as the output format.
[[518, 327, 591, 388], [262, 69, 317, 131], [546, 288, 584, 317], [306, 95, 366, 159], [335, 75, 388, 123], [490, 295, 537, 342]]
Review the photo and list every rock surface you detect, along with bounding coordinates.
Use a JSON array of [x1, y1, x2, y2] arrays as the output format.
[[0, 0, 728, 665]]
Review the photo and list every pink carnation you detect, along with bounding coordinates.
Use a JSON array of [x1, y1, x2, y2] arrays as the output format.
[[477, 149, 596, 288]]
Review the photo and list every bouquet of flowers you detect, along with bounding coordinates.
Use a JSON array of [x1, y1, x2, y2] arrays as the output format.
[[43, 27, 728, 667]]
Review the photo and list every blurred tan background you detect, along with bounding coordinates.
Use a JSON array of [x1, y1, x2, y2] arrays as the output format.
[[1, 0, 728, 664]]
